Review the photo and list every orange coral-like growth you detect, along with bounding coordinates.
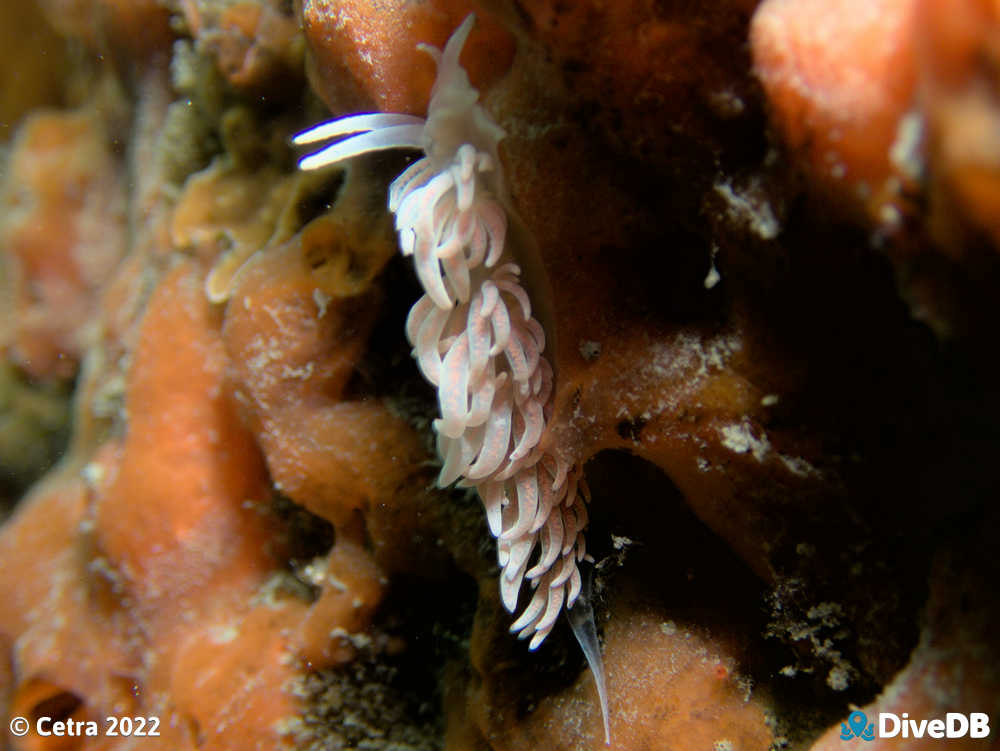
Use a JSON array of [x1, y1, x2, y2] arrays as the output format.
[[0, 252, 415, 748], [0, 107, 125, 379], [751, 0, 919, 214], [2, 2, 999, 751], [300, 0, 513, 115], [751, 0, 1000, 331], [93, 263, 278, 619], [918, 0, 1000, 252], [177, 0, 302, 95], [0, 475, 142, 746], [458, 591, 773, 750]]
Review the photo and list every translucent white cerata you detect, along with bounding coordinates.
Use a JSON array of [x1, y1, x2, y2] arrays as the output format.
[[294, 14, 609, 742]]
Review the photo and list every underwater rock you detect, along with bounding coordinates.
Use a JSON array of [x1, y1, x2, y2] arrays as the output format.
[[808, 523, 1000, 751], [509, 0, 761, 174]]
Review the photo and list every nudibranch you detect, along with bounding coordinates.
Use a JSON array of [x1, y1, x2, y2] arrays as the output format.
[[294, 14, 609, 742]]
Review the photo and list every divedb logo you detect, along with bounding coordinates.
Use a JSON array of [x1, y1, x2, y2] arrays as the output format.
[[840, 710, 991, 741]]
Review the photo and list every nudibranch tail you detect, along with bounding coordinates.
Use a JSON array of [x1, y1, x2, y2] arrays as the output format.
[[568, 566, 611, 745], [293, 12, 610, 744]]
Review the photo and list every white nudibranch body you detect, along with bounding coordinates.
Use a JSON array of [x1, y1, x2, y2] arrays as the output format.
[[294, 14, 609, 743]]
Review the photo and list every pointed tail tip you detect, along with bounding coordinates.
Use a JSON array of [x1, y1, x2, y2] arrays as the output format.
[[600, 676, 611, 746], [565, 567, 612, 746]]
